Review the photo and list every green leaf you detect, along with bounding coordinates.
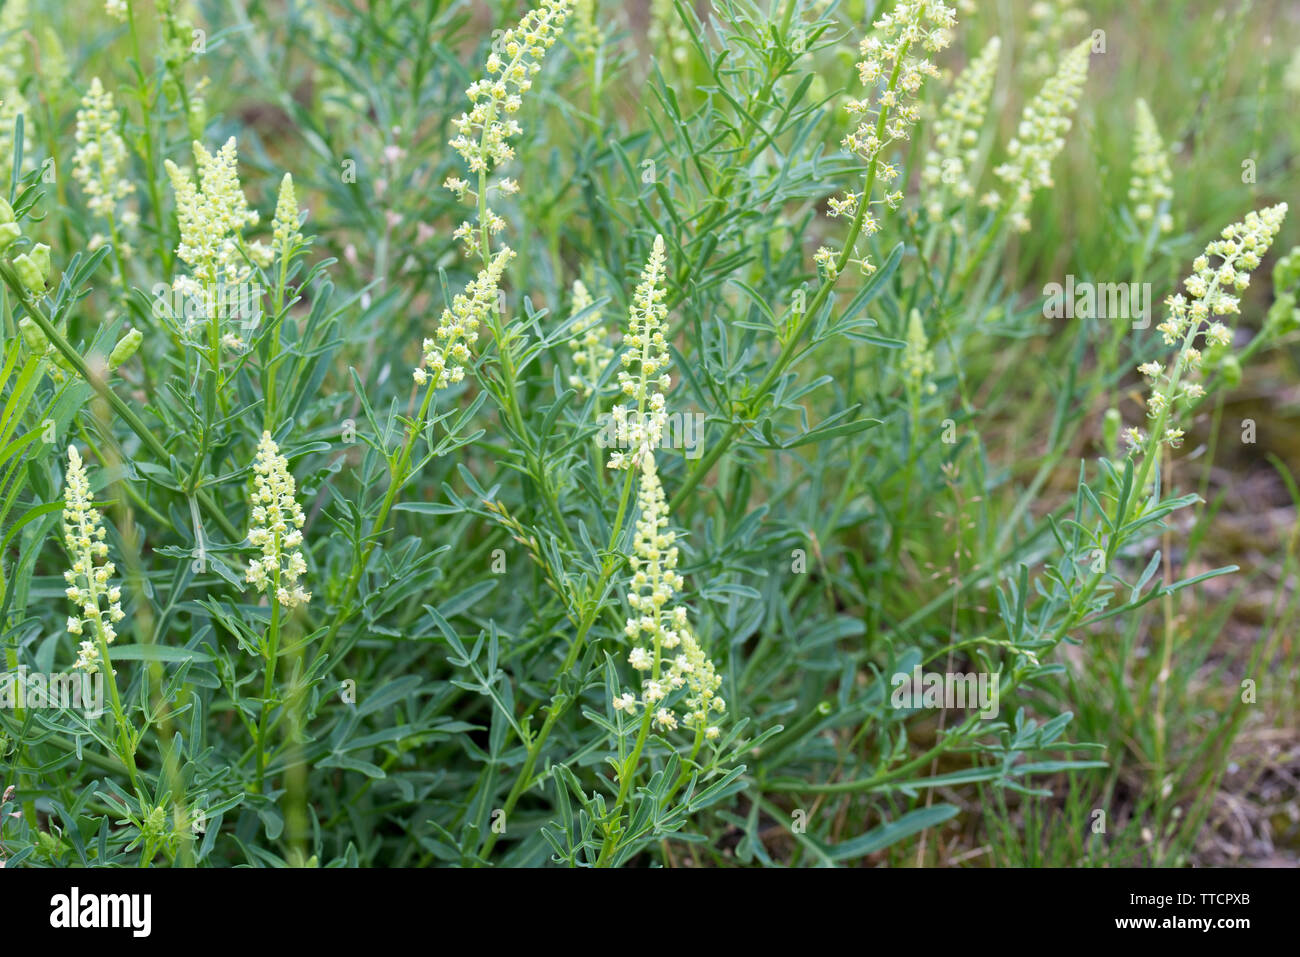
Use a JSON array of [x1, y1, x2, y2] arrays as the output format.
[[823, 804, 959, 862]]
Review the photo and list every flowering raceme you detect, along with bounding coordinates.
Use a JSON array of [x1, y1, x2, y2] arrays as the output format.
[[415, 0, 571, 388], [271, 173, 302, 257], [618, 451, 724, 737], [415, 247, 514, 389], [1130, 98, 1175, 234], [921, 35, 1000, 223], [72, 77, 137, 242], [571, 0, 605, 63], [607, 236, 669, 470], [165, 138, 268, 347], [61, 447, 124, 673], [448, 0, 573, 185], [827, 1, 954, 275], [1124, 203, 1288, 454], [567, 279, 613, 396], [1022, 0, 1088, 81], [841, 1, 953, 181], [990, 38, 1091, 232], [245, 431, 311, 609], [902, 309, 937, 396], [607, 237, 724, 738]]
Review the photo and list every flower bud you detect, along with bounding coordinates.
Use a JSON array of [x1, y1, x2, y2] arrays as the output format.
[[11, 253, 44, 294], [18, 317, 48, 355], [30, 243, 51, 280], [0, 196, 14, 224], [1102, 407, 1122, 458], [0, 222, 19, 252], [108, 327, 142, 368]]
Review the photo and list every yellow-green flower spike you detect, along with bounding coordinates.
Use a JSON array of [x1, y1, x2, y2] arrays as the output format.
[[567, 279, 614, 396], [607, 235, 669, 471], [245, 431, 311, 609], [922, 35, 1000, 222], [1128, 203, 1288, 455], [414, 246, 515, 389], [272, 172, 302, 257], [991, 38, 1091, 233], [1130, 99, 1174, 234], [165, 137, 268, 340], [73, 78, 136, 228], [62, 446, 125, 672]]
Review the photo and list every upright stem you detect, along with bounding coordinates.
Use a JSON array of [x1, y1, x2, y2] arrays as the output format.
[[264, 252, 290, 431], [93, 624, 140, 796], [474, 464, 638, 864], [668, 43, 908, 511], [4, 644, 39, 825], [315, 384, 437, 664], [255, 568, 283, 794]]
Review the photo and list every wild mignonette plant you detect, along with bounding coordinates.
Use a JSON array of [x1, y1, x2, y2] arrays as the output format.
[[0, 0, 1295, 870]]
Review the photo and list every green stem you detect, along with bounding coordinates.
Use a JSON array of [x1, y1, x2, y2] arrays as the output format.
[[254, 576, 283, 794], [3, 268, 240, 541], [668, 40, 911, 511], [315, 384, 437, 665], [94, 624, 141, 796]]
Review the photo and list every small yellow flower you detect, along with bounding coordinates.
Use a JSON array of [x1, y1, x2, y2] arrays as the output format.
[[605, 239, 725, 735], [842, 1, 952, 168], [416, 247, 514, 388], [903, 310, 938, 395], [165, 138, 271, 341], [1123, 204, 1288, 456], [608, 237, 670, 469], [1022, 0, 1088, 82]]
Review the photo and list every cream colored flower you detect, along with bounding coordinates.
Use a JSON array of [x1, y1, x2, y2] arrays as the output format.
[[1130, 99, 1174, 234], [991, 39, 1091, 232], [272, 173, 302, 257], [902, 310, 937, 395], [606, 240, 725, 734], [608, 236, 670, 469], [73, 78, 135, 231], [414, 2, 571, 387], [1022, 0, 1088, 82], [1124, 204, 1288, 455], [567, 279, 613, 396], [165, 138, 270, 341], [843, 2, 952, 184], [447, 0, 573, 260], [922, 36, 1000, 221], [62, 447, 124, 670], [245, 431, 311, 609], [416, 246, 514, 388]]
